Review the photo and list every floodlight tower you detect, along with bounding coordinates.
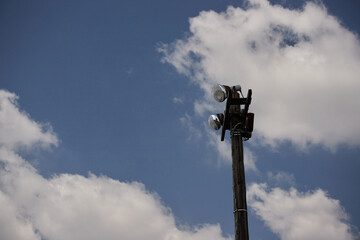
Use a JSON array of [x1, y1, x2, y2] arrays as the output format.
[[208, 84, 254, 240]]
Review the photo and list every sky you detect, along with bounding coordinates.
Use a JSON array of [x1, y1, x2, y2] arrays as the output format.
[[1, 0, 360, 239]]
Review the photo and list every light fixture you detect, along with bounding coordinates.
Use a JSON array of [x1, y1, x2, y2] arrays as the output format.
[[213, 84, 229, 102], [208, 114, 224, 130], [209, 83, 252, 141], [213, 84, 242, 102]]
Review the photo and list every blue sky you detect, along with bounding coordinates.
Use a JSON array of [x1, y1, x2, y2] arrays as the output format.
[[1, 0, 359, 239]]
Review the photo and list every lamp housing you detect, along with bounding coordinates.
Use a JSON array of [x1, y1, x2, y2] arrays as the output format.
[[208, 114, 224, 130], [213, 84, 229, 102]]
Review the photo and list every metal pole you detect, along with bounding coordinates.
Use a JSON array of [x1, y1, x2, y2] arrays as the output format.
[[230, 92, 249, 240]]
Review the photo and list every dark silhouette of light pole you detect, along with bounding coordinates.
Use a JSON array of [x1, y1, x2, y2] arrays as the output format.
[[208, 84, 254, 240]]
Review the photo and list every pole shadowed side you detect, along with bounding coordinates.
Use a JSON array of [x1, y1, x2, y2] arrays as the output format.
[[230, 91, 249, 240]]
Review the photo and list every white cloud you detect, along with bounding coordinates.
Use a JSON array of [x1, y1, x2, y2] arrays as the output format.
[[0, 89, 231, 240], [160, 0, 360, 150], [0, 190, 40, 240], [180, 114, 203, 140], [173, 97, 184, 104], [194, 100, 216, 116], [0, 148, 231, 240], [267, 171, 295, 187], [0, 90, 58, 151], [247, 183, 356, 240]]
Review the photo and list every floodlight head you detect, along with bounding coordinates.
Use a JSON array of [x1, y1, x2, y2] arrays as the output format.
[[208, 114, 224, 130], [213, 84, 228, 102]]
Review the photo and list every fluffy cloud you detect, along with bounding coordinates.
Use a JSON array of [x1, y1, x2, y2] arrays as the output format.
[[0, 190, 41, 240], [247, 183, 356, 240], [0, 148, 230, 240], [0, 89, 231, 240], [0, 90, 58, 151], [160, 0, 360, 150], [267, 171, 295, 187]]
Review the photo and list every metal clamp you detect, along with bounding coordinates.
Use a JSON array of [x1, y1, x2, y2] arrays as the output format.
[[230, 123, 243, 138], [233, 208, 247, 213]]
